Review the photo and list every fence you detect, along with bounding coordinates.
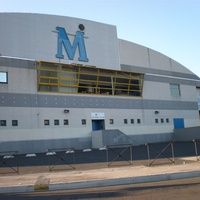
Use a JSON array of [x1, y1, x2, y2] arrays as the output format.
[[106, 144, 132, 167], [46, 148, 75, 172], [193, 139, 200, 161], [0, 140, 200, 175], [0, 151, 19, 174], [146, 142, 175, 166]]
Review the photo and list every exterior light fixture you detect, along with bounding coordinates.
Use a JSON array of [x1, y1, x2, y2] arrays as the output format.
[[64, 109, 69, 113]]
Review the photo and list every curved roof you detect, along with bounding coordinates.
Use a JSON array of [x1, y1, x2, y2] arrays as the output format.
[[0, 12, 199, 80], [119, 39, 197, 77]]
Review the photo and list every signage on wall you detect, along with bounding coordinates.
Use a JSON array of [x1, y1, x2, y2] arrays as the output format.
[[55, 24, 89, 62], [91, 113, 105, 119]]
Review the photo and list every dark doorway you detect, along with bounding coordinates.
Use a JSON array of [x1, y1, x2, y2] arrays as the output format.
[[92, 120, 105, 131]]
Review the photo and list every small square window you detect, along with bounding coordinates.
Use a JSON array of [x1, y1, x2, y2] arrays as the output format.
[[0, 120, 6, 126], [0, 72, 8, 83], [44, 119, 50, 126], [155, 119, 159, 123], [170, 84, 181, 96], [137, 119, 141, 124], [130, 119, 134, 124], [109, 119, 114, 124], [166, 118, 169, 123], [54, 119, 59, 125], [82, 119, 86, 125], [124, 119, 128, 124], [64, 119, 69, 125], [12, 120, 18, 126], [161, 118, 164, 123]]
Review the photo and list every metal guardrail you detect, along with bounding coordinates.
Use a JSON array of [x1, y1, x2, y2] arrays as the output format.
[[46, 148, 75, 172], [1, 140, 200, 174], [0, 151, 19, 174], [193, 139, 200, 161], [146, 142, 175, 166], [106, 144, 132, 167]]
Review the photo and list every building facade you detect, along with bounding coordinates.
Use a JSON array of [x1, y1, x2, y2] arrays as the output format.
[[0, 13, 200, 153]]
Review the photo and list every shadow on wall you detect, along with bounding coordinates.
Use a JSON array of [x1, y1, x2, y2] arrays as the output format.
[[173, 126, 200, 141], [91, 129, 174, 148]]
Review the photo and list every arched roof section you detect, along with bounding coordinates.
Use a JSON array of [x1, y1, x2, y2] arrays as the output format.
[[118, 39, 197, 78]]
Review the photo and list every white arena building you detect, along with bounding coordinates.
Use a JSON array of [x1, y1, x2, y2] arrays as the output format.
[[0, 13, 200, 154]]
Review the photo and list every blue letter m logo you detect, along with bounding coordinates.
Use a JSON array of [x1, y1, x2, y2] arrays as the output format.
[[55, 27, 88, 62]]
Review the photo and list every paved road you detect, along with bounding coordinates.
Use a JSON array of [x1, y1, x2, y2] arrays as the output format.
[[0, 177, 200, 199]]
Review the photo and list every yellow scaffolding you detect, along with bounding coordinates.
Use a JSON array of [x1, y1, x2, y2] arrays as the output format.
[[37, 61, 144, 97]]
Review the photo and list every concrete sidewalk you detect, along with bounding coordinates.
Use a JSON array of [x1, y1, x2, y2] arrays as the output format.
[[0, 160, 200, 194]]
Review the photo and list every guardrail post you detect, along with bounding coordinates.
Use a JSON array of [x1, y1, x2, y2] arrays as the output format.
[[146, 143, 150, 167], [193, 140, 199, 161]]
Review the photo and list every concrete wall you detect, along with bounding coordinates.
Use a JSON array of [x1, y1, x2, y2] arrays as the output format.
[[174, 126, 200, 141], [0, 57, 36, 94], [92, 129, 173, 149], [0, 13, 120, 70], [0, 130, 174, 154], [92, 129, 136, 148], [0, 137, 91, 154]]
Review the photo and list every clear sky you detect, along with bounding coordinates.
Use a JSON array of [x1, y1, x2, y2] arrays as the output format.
[[1, 0, 200, 77]]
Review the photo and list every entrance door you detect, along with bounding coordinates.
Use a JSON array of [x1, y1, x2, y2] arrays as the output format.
[[173, 118, 185, 129], [92, 120, 105, 131]]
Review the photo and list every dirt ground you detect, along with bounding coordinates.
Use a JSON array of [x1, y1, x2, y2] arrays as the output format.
[[0, 156, 197, 176]]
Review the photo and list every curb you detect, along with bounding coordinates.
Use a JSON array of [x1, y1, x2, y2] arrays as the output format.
[[1, 170, 200, 194], [49, 170, 200, 191], [0, 185, 34, 194]]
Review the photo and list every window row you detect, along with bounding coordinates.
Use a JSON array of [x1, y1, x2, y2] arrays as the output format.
[[44, 119, 87, 126], [44, 119, 69, 126], [0, 120, 18, 126], [0, 118, 142, 127], [155, 118, 169, 124], [44, 118, 142, 126], [109, 118, 141, 125], [0, 118, 170, 127]]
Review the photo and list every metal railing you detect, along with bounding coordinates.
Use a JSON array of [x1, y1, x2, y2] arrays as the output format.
[[193, 139, 200, 161], [46, 148, 75, 172], [106, 144, 132, 167], [0, 151, 19, 174], [1, 140, 200, 175], [146, 142, 175, 166]]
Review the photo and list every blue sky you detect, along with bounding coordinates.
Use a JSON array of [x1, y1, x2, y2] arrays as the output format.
[[1, 0, 200, 77]]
